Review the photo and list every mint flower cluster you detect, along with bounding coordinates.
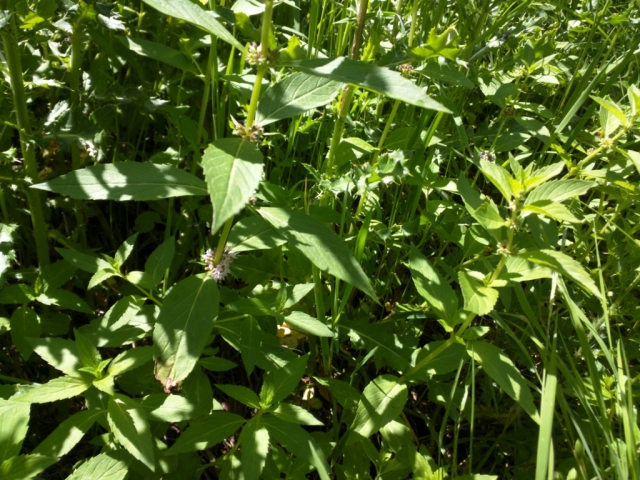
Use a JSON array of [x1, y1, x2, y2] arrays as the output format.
[[201, 248, 237, 282]]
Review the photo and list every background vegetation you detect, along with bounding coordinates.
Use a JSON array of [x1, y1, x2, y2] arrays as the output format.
[[0, 0, 639, 479]]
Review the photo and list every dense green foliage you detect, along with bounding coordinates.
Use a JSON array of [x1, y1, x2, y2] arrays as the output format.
[[1, 0, 639, 479]]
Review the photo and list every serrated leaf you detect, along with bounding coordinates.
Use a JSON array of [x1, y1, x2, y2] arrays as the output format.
[[283, 57, 450, 112], [271, 403, 323, 426], [260, 354, 308, 407], [13, 376, 91, 404], [256, 73, 342, 125], [283, 311, 333, 337], [10, 306, 40, 359], [107, 395, 155, 471], [349, 374, 408, 442], [88, 269, 119, 290], [0, 454, 58, 480], [198, 356, 238, 372], [480, 159, 513, 201], [32, 163, 208, 201], [259, 207, 377, 301], [458, 270, 499, 316], [216, 384, 261, 408], [522, 200, 580, 223], [226, 215, 287, 252], [525, 180, 595, 205], [591, 95, 627, 127], [28, 337, 83, 376], [153, 275, 219, 383], [109, 346, 154, 376], [240, 418, 270, 480], [467, 341, 540, 423], [66, 451, 131, 480], [139, 394, 207, 422], [33, 410, 103, 457], [0, 399, 30, 463], [75, 328, 102, 369], [166, 411, 245, 455], [202, 139, 264, 235]]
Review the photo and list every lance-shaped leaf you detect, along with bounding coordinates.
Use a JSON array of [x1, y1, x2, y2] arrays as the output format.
[[32, 163, 208, 201], [259, 354, 308, 407], [283, 311, 333, 337], [0, 399, 30, 463], [258, 208, 377, 301], [116, 36, 197, 73], [140, 0, 242, 49], [28, 337, 83, 377], [256, 73, 342, 125], [282, 57, 450, 112], [459, 270, 499, 316], [524, 179, 595, 205], [107, 395, 155, 471], [33, 410, 103, 458], [66, 451, 131, 480], [202, 139, 264, 235], [349, 375, 408, 443], [153, 275, 219, 383], [166, 411, 245, 455], [467, 341, 540, 423], [0, 455, 58, 480], [240, 418, 270, 480], [226, 215, 287, 252], [13, 376, 92, 404], [139, 394, 207, 422], [10, 306, 40, 360]]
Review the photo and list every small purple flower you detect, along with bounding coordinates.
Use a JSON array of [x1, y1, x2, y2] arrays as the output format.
[[201, 248, 237, 282]]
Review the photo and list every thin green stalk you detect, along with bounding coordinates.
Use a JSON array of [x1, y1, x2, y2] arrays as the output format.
[[2, 14, 49, 266], [245, 0, 274, 129], [213, 217, 234, 264]]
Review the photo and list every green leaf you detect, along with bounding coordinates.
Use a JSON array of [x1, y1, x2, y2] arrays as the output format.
[[13, 376, 92, 404], [262, 415, 331, 480], [349, 374, 408, 442], [283, 57, 450, 112], [10, 306, 40, 359], [125, 271, 157, 290], [260, 354, 308, 407], [88, 269, 119, 290], [75, 328, 102, 369], [66, 451, 131, 480], [408, 248, 458, 325], [408, 341, 468, 378], [56, 248, 112, 274], [0, 284, 35, 304], [226, 215, 287, 252], [524, 162, 565, 191], [153, 275, 220, 383], [107, 395, 155, 471], [202, 138, 264, 235], [0, 454, 58, 480], [283, 311, 333, 337], [522, 200, 580, 223], [240, 417, 270, 480], [514, 249, 602, 299], [525, 180, 595, 205], [500, 256, 554, 282], [116, 36, 197, 73], [140, 0, 243, 49], [139, 394, 207, 422], [418, 62, 473, 88], [198, 356, 238, 372], [467, 341, 540, 423], [480, 159, 513, 201], [115, 233, 138, 267], [28, 337, 83, 376], [339, 319, 411, 371], [166, 411, 246, 455], [108, 346, 154, 377], [36, 289, 93, 313], [256, 73, 342, 126], [458, 270, 499, 316], [33, 410, 103, 457], [239, 316, 262, 374], [216, 384, 261, 408], [37, 260, 76, 292], [0, 399, 30, 463], [411, 26, 460, 61], [457, 174, 505, 240], [591, 95, 627, 127], [32, 163, 208, 201], [144, 237, 175, 284], [259, 207, 377, 301], [271, 402, 324, 426]]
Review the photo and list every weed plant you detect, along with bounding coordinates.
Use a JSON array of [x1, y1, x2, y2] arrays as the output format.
[[0, 0, 639, 479]]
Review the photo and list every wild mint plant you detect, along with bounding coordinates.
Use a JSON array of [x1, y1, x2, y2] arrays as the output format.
[[1, 1, 639, 479]]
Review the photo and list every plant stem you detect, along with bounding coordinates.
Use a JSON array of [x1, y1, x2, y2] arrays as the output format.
[[245, 0, 274, 129], [2, 14, 50, 266], [213, 217, 234, 264]]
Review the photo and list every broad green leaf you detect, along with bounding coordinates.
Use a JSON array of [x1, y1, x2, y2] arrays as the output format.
[[75, 329, 102, 369], [32, 163, 208, 201], [283, 311, 333, 337], [0, 284, 35, 304], [108, 346, 154, 377], [107, 395, 155, 471], [216, 384, 261, 408], [13, 376, 91, 403], [66, 451, 131, 480], [283, 57, 450, 112], [115, 233, 138, 267], [522, 200, 580, 223], [0, 454, 58, 480], [262, 415, 331, 480], [259, 207, 377, 301], [10, 306, 40, 359], [515, 249, 602, 299], [271, 402, 324, 426], [408, 248, 458, 325], [33, 410, 103, 457], [37, 260, 76, 292], [239, 316, 262, 374], [140, 0, 243, 49], [408, 341, 468, 379], [202, 138, 264, 235], [525, 180, 595, 205], [418, 63, 474, 88], [153, 275, 219, 383], [467, 341, 540, 423], [144, 237, 175, 284], [256, 73, 342, 125], [458, 270, 499, 316], [125, 271, 157, 290], [591, 95, 627, 127], [28, 337, 83, 376], [457, 174, 505, 240], [166, 411, 245, 455], [260, 354, 308, 407], [411, 26, 460, 61], [88, 269, 119, 290], [524, 162, 565, 191], [139, 394, 207, 422], [480, 159, 513, 201], [349, 375, 408, 442], [339, 319, 411, 371], [241, 418, 270, 480], [198, 356, 238, 372], [116, 36, 197, 73], [37, 289, 93, 313], [56, 248, 112, 273], [0, 399, 30, 463], [499, 256, 553, 282], [226, 215, 287, 252]]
